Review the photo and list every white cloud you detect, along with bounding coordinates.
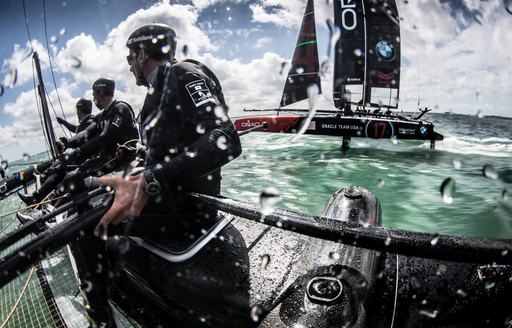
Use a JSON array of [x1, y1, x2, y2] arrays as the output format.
[[2, 40, 50, 88], [253, 37, 272, 49], [250, 0, 304, 28]]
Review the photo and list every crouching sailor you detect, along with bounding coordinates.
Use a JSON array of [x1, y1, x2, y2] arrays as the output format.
[[74, 23, 242, 327], [18, 79, 138, 205]]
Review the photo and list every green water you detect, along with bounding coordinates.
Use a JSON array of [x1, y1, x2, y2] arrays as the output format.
[[222, 113, 512, 239]]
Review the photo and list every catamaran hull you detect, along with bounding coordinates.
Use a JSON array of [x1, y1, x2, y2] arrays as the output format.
[[106, 187, 510, 327], [234, 114, 444, 142]]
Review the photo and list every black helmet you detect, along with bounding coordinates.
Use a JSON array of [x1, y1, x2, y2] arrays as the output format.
[[76, 98, 92, 115], [126, 24, 177, 59], [92, 78, 115, 96]]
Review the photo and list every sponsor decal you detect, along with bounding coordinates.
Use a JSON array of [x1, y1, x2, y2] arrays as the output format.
[[186, 80, 215, 107], [347, 77, 362, 82], [375, 40, 396, 62], [340, 0, 358, 31], [376, 71, 395, 81], [240, 121, 264, 128], [419, 126, 428, 135], [365, 120, 394, 138], [398, 127, 416, 135], [112, 115, 123, 127], [321, 123, 361, 130]]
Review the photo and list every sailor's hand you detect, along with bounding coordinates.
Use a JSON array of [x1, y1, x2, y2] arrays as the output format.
[[56, 116, 65, 124], [94, 174, 148, 237], [57, 140, 66, 152]]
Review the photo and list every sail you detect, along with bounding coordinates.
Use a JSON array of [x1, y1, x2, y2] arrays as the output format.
[[333, 0, 400, 109], [333, 0, 366, 109], [280, 0, 321, 107]]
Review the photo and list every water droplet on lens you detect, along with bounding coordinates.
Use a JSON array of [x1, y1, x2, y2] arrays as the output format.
[[0, 84, 4, 97], [147, 86, 155, 95], [329, 251, 340, 260], [260, 187, 281, 216], [485, 281, 495, 289], [279, 61, 287, 75], [260, 254, 270, 271], [22, 153, 29, 161], [181, 44, 188, 56], [390, 136, 398, 144], [214, 106, 226, 119], [196, 124, 205, 134], [505, 0, 512, 15], [152, 37, 158, 44], [482, 164, 498, 180], [2, 160, 9, 169], [296, 67, 304, 74], [430, 235, 440, 246], [377, 178, 385, 188], [502, 189, 509, 201], [50, 35, 58, 44], [419, 309, 438, 318], [161, 45, 171, 54], [452, 159, 463, 170], [83, 280, 93, 292], [8, 69, 17, 88], [250, 304, 263, 322], [456, 288, 467, 297], [384, 237, 391, 246], [70, 56, 81, 68], [216, 136, 227, 150], [440, 177, 456, 204], [59, 28, 66, 36], [354, 48, 362, 57]]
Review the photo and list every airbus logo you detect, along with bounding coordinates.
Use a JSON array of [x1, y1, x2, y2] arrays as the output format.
[[375, 41, 396, 62]]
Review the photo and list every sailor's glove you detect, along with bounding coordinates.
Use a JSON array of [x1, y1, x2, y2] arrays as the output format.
[[59, 148, 81, 165], [56, 116, 65, 124], [57, 137, 68, 152]]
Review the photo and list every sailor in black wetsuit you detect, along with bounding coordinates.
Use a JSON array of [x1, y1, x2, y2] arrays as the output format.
[[74, 24, 241, 327], [18, 80, 138, 205], [56, 98, 94, 135]]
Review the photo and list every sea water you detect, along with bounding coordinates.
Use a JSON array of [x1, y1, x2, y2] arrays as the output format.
[[222, 113, 512, 239]]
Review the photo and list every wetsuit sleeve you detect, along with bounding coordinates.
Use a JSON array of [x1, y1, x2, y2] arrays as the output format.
[[61, 119, 78, 133], [79, 103, 134, 157], [66, 121, 98, 149], [150, 72, 241, 185]]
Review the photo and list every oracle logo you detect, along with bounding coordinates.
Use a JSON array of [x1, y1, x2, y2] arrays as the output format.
[[240, 121, 263, 128], [340, 0, 357, 31]]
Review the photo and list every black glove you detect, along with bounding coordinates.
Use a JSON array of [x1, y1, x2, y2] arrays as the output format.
[[56, 116, 65, 124], [57, 137, 68, 152], [59, 148, 82, 164]]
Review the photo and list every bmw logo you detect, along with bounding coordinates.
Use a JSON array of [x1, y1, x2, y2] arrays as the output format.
[[375, 41, 396, 62], [419, 126, 428, 135]]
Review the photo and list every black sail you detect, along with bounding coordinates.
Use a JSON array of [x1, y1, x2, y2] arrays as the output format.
[[333, 0, 400, 109], [280, 0, 321, 107], [333, 0, 366, 109], [365, 0, 400, 108]]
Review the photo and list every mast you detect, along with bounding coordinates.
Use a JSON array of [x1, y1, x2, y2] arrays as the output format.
[[280, 0, 322, 108], [33, 51, 59, 160]]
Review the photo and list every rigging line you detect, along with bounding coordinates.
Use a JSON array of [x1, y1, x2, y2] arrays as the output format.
[[32, 59, 52, 158], [0, 267, 36, 328], [43, 0, 69, 136], [22, 0, 34, 51], [43, 82, 69, 137]]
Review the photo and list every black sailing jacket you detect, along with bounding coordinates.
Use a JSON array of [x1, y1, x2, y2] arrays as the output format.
[[140, 59, 241, 215]]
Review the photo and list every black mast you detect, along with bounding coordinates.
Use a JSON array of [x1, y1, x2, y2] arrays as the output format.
[[33, 51, 59, 160]]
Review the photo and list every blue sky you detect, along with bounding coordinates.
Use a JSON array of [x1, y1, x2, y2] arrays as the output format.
[[0, 0, 510, 160]]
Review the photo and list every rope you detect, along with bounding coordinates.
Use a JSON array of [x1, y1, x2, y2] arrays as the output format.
[[0, 193, 69, 220], [22, 0, 33, 50], [0, 267, 36, 328], [43, 0, 68, 132]]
